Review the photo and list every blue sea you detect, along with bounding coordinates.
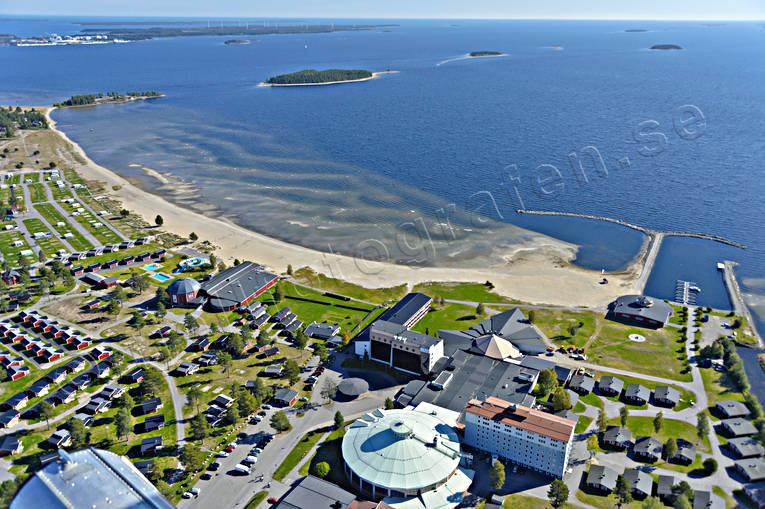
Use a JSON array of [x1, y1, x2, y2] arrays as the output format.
[[1, 16, 763, 335]]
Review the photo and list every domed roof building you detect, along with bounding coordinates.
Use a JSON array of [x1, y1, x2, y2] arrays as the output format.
[[337, 378, 369, 399], [166, 277, 202, 307], [341, 403, 473, 507]]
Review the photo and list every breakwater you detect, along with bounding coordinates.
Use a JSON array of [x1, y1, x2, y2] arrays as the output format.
[[515, 210, 746, 249]]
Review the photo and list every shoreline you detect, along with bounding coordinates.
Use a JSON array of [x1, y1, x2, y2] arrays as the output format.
[[258, 70, 398, 87], [41, 106, 643, 307], [54, 94, 166, 109]]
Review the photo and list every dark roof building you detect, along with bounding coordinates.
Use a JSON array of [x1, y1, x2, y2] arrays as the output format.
[[657, 475, 676, 502], [274, 475, 356, 509], [654, 386, 680, 407], [716, 400, 750, 419], [338, 378, 369, 398], [674, 440, 697, 465], [736, 459, 765, 482], [166, 278, 202, 308], [623, 468, 652, 498], [200, 262, 278, 312], [623, 383, 650, 404], [728, 437, 765, 458], [273, 388, 298, 407], [609, 295, 673, 327], [378, 292, 431, 328], [140, 436, 162, 456], [634, 436, 663, 462], [602, 426, 632, 450], [721, 418, 758, 437], [10, 448, 175, 509], [305, 322, 341, 339], [568, 374, 595, 395], [0, 436, 22, 456], [693, 490, 725, 509], [586, 465, 618, 493], [437, 308, 546, 355], [597, 376, 624, 396]]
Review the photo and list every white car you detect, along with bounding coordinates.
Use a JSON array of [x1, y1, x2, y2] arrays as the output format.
[[262, 404, 271, 410], [234, 464, 251, 475], [243, 455, 258, 465], [217, 451, 229, 458]]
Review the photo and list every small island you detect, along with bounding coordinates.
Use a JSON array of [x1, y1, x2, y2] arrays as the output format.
[[650, 44, 683, 50], [224, 39, 251, 45], [53, 91, 164, 108], [625, 29, 650, 32], [469, 51, 504, 57], [260, 69, 397, 87]]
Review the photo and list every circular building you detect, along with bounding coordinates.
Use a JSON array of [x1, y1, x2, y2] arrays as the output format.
[[342, 408, 461, 500], [337, 378, 369, 399], [167, 277, 202, 307]]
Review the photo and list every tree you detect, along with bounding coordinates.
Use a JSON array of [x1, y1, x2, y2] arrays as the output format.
[[179, 444, 205, 472], [154, 214, 163, 227], [155, 286, 170, 307], [106, 299, 120, 315], [671, 481, 693, 506], [227, 334, 245, 357], [642, 496, 663, 509], [664, 437, 677, 461], [187, 384, 202, 414], [115, 407, 131, 442], [673, 495, 692, 509], [547, 479, 569, 508], [314, 342, 328, 364], [320, 378, 338, 402], [697, 413, 710, 442], [117, 392, 135, 411], [49, 161, 56, 168], [703, 457, 717, 475], [284, 359, 300, 385], [156, 480, 173, 499], [250, 377, 271, 401], [270, 411, 291, 432], [620, 406, 629, 426], [615, 475, 633, 508], [219, 351, 233, 376], [257, 329, 270, 346], [476, 302, 485, 316], [314, 461, 330, 478], [552, 388, 572, 412], [109, 285, 127, 305], [273, 284, 284, 303], [139, 369, 163, 399], [294, 330, 309, 360], [189, 231, 198, 242], [183, 312, 199, 335], [223, 400, 240, 426], [237, 387, 259, 416], [130, 310, 146, 333], [334, 410, 344, 430], [597, 409, 608, 433], [120, 208, 129, 218], [189, 413, 210, 443], [38, 401, 55, 430], [385, 397, 395, 410], [653, 411, 664, 434], [527, 310, 535, 323], [537, 368, 558, 396], [489, 460, 505, 491], [68, 418, 89, 448], [155, 301, 166, 319], [128, 274, 149, 294], [286, 264, 293, 276]]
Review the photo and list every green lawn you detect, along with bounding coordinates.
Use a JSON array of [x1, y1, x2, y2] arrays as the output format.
[[587, 321, 692, 382], [413, 281, 518, 304], [272, 427, 327, 481], [499, 494, 580, 509], [33, 202, 93, 252], [528, 308, 598, 348], [669, 305, 688, 326], [580, 392, 604, 410], [607, 415, 710, 454], [274, 282, 375, 334], [576, 489, 644, 509], [0, 228, 33, 261], [27, 183, 47, 203], [59, 198, 123, 245], [411, 302, 482, 335], [700, 367, 745, 408], [245, 491, 269, 509], [22, 218, 66, 256], [292, 267, 406, 304], [575, 415, 593, 434], [49, 182, 74, 201], [302, 423, 354, 491]]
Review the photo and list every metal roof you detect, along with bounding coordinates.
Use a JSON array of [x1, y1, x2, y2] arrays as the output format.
[[10, 448, 174, 509], [275, 475, 355, 509], [342, 407, 461, 491], [378, 293, 431, 325], [167, 277, 201, 295], [610, 294, 673, 324], [338, 378, 369, 397]]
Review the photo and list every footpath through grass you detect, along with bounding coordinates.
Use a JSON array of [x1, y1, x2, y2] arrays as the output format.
[[33, 202, 93, 251]]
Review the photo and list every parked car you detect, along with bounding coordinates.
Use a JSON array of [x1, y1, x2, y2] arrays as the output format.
[[217, 451, 229, 458], [268, 497, 278, 503], [200, 473, 212, 480], [299, 396, 309, 402], [234, 464, 250, 475], [209, 461, 221, 471], [262, 404, 271, 410]]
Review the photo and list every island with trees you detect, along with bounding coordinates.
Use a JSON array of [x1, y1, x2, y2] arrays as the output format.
[[224, 39, 252, 45], [53, 91, 164, 108], [0, 106, 48, 138], [261, 69, 397, 87], [650, 44, 683, 50], [469, 51, 504, 57]]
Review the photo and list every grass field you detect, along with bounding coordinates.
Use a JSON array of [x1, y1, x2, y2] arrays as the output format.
[[272, 427, 327, 481], [274, 282, 375, 333], [700, 367, 745, 407], [0, 229, 32, 261], [301, 423, 353, 490], [59, 197, 123, 245], [576, 489, 644, 509], [413, 281, 518, 304], [245, 491, 269, 509], [530, 308, 598, 348], [607, 415, 710, 453], [495, 494, 580, 509], [292, 267, 406, 304], [27, 183, 47, 203], [575, 415, 593, 434], [33, 202, 93, 252], [411, 302, 482, 335], [580, 392, 604, 410], [22, 218, 66, 257], [587, 321, 691, 382], [50, 184, 74, 201]]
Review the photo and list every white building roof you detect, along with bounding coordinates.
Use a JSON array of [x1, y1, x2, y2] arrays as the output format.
[[342, 406, 461, 492]]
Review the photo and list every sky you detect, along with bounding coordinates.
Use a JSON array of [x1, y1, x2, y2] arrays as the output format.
[[2, 0, 764, 20]]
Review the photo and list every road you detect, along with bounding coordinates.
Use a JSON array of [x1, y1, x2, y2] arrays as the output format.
[[181, 362, 401, 509]]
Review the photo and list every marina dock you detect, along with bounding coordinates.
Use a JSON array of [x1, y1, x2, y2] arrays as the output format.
[[674, 280, 700, 305]]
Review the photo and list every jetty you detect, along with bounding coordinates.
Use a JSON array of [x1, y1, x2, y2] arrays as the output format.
[[674, 280, 700, 305], [721, 260, 763, 347], [515, 209, 747, 249], [635, 232, 663, 294]]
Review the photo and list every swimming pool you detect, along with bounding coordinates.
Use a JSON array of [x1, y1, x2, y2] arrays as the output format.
[[142, 263, 162, 271], [151, 273, 172, 282], [179, 257, 205, 268]]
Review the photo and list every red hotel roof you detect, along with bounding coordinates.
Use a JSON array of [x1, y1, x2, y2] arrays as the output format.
[[465, 396, 575, 442]]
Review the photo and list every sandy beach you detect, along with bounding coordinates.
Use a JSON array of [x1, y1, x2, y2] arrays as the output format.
[[258, 70, 399, 87], [42, 107, 643, 307]]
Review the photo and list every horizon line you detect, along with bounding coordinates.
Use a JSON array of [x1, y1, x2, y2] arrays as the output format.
[[3, 14, 765, 22]]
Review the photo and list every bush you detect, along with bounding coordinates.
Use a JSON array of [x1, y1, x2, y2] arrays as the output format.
[[314, 461, 330, 478], [703, 457, 717, 475]]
